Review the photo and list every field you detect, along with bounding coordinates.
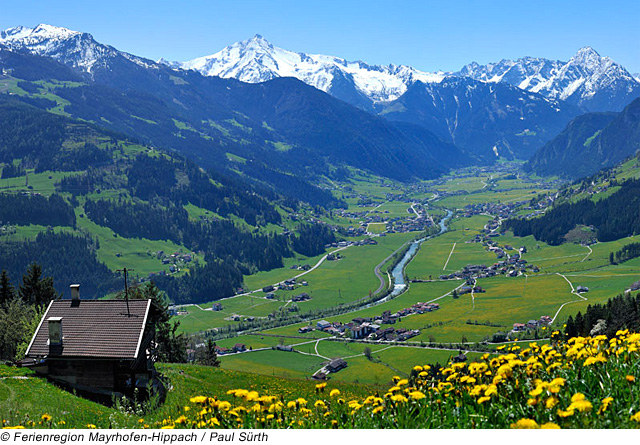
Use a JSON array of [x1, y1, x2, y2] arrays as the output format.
[[175, 232, 416, 333]]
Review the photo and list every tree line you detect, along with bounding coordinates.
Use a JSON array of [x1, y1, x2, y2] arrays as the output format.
[[505, 178, 640, 245], [0, 193, 75, 228], [0, 230, 118, 297], [609, 242, 640, 264], [564, 292, 640, 338]]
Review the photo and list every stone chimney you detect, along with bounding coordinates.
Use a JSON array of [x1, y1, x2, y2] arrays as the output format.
[[48, 317, 63, 347], [70, 284, 80, 300]]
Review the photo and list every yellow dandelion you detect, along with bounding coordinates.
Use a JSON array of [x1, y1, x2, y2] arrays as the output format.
[[190, 396, 208, 404], [626, 375, 635, 382], [630, 412, 640, 422], [557, 408, 575, 418], [477, 396, 490, 404], [598, 397, 613, 415], [570, 399, 593, 413], [41, 414, 52, 422], [541, 422, 560, 429], [330, 389, 341, 397], [510, 418, 538, 429], [545, 396, 559, 409]]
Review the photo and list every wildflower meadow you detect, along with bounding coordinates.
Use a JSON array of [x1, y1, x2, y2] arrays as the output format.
[[3, 330, 640, 429]]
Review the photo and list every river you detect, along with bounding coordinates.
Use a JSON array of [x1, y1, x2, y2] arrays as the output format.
[[388, 209, 453, 298]]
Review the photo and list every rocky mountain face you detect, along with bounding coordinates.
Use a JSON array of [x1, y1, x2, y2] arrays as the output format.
[[378, 78, 582, 160], [458, 47, 640, 112], [526, 97, 640, 178]]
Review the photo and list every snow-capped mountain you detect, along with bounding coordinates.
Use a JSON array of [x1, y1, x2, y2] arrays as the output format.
[[0, 24, 156, 73], [458, 47, 640, 112], [170, 34, 445, 107], [170, 37, 639, 113]]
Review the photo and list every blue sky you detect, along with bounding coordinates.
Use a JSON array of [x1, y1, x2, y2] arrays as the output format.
[[1, 0, 639, 73]]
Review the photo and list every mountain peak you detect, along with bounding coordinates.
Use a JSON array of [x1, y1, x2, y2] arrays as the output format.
[[569, 46, 607, 68], [575, 46, 600, 57], [1, 24, 81, 41]]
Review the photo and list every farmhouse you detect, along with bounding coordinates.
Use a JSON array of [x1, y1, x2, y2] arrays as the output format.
[[23, 286, 162, 402], [326, 358, 347, 373]]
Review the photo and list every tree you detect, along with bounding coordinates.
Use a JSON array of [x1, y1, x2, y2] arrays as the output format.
[[197, 339, 220, 367], [18, 263, 58, 307], [0, 270, 15, 307], [0, 296, 35, 360], [126, 282, 187, 363]]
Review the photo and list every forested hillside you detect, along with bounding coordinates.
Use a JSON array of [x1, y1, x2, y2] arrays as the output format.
[[0, 100, 337, 302], [505, 178, 640, 245]]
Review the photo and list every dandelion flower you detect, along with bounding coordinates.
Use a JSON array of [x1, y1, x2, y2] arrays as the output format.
[[510, 418, 538, 429], [598, 397, 613, 414]]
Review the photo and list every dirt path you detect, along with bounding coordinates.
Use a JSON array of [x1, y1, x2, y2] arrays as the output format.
[[552, 273, 588, 323], [443, 243, 456, 270]]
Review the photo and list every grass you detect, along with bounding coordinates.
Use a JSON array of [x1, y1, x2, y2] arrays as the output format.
[[74, 205, 200, 277], [0, 362, 375, 429], [219, 350, 326, 380], [0, 170, 82, 196]]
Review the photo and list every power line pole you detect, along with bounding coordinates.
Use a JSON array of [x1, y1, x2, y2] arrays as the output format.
[[117, 267, 134, 316]]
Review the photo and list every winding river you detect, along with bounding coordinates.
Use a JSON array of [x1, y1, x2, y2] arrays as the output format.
[[388, 209, 453, 298]]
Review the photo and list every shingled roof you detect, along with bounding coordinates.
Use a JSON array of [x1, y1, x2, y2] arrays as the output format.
[[26, 299, 151, 359]]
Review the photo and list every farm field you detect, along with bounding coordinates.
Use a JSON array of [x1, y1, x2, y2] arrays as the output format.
[[175, 232, 416, 333]]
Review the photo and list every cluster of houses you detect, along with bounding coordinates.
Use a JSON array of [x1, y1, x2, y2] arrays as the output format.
[[386, 214, 433, 234], [262, 277, 310, 294], [512, 315, 553, 332], [291, 292, 311, 302], [439, 258, 538, 281], [461, 201, 526, 220], [300, 302, 441, 341], [214, 343, 247, 355]]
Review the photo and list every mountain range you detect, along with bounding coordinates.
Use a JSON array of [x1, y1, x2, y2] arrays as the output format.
[[1, 24, 639, 179], [166, 34, 640, 114], [0, 24, 471, 191]]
